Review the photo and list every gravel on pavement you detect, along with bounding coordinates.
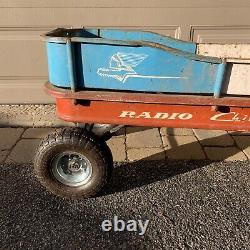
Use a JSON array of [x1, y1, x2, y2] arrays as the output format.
[[1, 160, 249, 249]]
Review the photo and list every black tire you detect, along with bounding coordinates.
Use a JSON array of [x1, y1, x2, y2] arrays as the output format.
[[34, 128, 113, 199]]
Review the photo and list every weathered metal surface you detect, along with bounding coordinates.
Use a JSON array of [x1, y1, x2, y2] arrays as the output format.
[[55, 98, 250, 131], [94, 29, 197, 53], [66, 39, 77, 92], [44, 28, 225, 95], [44, 28, 197, 53], [214, 62, 226, 97], [198, 44, 250, 60], [45, 82, 250, 107], [197, 44, 250, 96], [225, 63, 250, 95]]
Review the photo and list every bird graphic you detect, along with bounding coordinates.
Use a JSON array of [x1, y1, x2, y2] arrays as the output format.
[[97, 52, 148, 83], [97, 52, 188, 83]]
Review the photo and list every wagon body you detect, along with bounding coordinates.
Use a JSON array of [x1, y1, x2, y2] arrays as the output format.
[[43, 28, 250, 132], [44, 28, 226, 96]]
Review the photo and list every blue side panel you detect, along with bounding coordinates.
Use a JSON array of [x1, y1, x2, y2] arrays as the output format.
[[99, 29, 197, 54], [80, 44, 219, 94], [46, 42, 69, 87]]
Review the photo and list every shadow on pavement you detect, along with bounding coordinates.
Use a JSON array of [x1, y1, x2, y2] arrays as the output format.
[[0, 163, 147, 249], [1, 135, 249, 249], [103, 131, 249, 195], [1, 127, 250, 249]]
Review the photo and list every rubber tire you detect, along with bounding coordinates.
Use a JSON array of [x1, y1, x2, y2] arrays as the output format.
[[34, 128, 113, 199]]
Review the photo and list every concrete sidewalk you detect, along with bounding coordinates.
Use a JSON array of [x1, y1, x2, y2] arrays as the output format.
[[0, 127, 250, 164]]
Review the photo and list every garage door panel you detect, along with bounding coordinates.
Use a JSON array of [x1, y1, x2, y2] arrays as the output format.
[[0, 2, 250, 103], [191, 26, 250, 43], [91, 26, 181, 38], [1, 8, 183, 27], [0, 27, 51, 104], [2, 8, 250, 42], [0, 28, 49, 77], [1, 0, 250, 8], [0, 78, 52, 104], [3, 8, 250, 29]]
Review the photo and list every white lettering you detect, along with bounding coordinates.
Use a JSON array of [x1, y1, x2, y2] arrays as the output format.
[[153, 112, 169, 119], [210, 112, 236, 122], [232, 113, 241, 121], [119, 110, 193, 120], [101, 216, 150, 236], [178, 113, 193, 120], [113, 216, 125, 232], [210, 112, 250, 122], [126, 220, 137, 232], [119, 111, 136, 118], [101, 220, 112, 232], [242, 115, 248, 121], [138, 220, 150, 236], [168, 113, 180, 120], [136, 112, 151, 119]]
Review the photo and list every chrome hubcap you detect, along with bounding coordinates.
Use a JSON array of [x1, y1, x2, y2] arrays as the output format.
[[51, 151, 92, 187]]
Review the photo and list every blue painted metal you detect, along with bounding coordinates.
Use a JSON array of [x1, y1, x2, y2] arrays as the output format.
[[66, 39, 77, 92], [81, 44, 220, 94], [46, 42, 70, 86], [44, 28, 227, 95], [214, 62, 226, 98], [46, 28, 196, 53], [97, 29, 197, 53]]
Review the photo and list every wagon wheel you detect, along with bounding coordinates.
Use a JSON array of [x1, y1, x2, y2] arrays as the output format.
[[34, 128, 113, 199]]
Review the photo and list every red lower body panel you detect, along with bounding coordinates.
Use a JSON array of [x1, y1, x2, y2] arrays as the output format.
[[56, 98, 250, 131]]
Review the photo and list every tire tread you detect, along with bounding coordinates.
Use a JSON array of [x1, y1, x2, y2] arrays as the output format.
[[34, 127, 113, 199]]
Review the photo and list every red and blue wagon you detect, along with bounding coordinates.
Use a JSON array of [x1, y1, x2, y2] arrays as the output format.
[[34, 28, 250, 199]]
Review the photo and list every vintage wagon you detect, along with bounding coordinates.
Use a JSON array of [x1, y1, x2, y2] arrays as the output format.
[[34, 28, 250, 199]]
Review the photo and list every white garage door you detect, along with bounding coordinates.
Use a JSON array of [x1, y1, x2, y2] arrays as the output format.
[[1, 0, 250, 103]]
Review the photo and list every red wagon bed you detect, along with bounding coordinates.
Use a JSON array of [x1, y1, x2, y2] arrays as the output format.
[[46, 82, 250, 132]]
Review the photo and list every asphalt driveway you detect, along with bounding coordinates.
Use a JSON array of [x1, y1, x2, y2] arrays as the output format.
[[1, 160, 249, 249]]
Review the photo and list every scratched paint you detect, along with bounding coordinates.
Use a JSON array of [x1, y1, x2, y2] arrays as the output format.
[[45, 28, 225, 95], [45, 81, 250, 131], [55, 98, 250, 131]]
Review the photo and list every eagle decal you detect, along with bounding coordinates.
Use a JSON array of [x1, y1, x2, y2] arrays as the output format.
[[97, 52, 187, 83]]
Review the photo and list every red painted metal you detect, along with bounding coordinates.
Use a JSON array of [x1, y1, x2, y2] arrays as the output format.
[[45, 82, 250, 107], [56, 98, 250, 131], [45, 83, 250, 132]]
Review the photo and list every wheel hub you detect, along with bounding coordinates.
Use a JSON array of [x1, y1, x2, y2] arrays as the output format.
[[51, 151, 92, 187], [68, 158, 84, 172]]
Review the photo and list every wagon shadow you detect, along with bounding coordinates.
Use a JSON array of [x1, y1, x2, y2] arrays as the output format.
[[114, 125, 149, 136], [102, 130, 249, 195]]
